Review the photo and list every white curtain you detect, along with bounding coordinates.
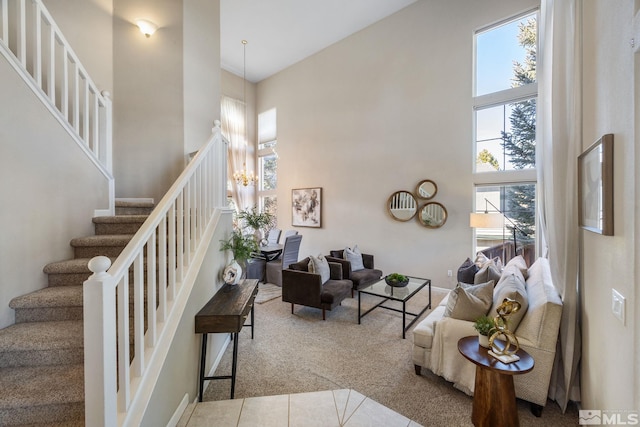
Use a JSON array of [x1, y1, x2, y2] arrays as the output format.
[[221, 95, 251, 211], [538, 0, 582, 410]]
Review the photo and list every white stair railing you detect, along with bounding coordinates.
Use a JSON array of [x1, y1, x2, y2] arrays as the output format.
[[0, 0, 112, 175], [83, 123, 228, 426]]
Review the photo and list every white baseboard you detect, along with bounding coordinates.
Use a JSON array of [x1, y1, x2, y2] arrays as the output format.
[[167, 393, 190, 427], [93, 208, 112, 217], [115, 197, 155, 204]]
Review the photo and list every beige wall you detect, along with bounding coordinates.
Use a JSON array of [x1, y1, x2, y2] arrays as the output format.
[[581, 0, 637, 411], [43, 0, 114, 94], [112, 0, 185, 203], [141, 211, 232, 426], [255, 0, 538, 288], [184, 0, 222, 155], [0, 58, 110, 328], [112, 0, 222, 203]]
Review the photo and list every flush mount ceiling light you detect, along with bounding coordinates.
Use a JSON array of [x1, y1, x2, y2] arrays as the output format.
[[135, 19, 158, 38]]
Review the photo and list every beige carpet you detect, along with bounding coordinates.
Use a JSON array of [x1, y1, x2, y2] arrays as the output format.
[[203, 286, 579, 426]]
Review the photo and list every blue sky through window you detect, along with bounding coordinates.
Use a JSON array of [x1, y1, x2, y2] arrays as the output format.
[[476, 16, 533, 96], [475, 13, 537, 171]]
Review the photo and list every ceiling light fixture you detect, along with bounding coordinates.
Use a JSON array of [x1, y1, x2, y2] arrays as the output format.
[[136, 19, 158, 38], [233, 39, 258, 187]]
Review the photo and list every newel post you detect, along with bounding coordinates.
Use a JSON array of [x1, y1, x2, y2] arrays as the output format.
[[83, 256, 117, 427]]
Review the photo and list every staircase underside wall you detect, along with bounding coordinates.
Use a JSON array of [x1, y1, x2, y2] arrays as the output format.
[[138, 211, 233, 427], [0, 56, 111, 329]]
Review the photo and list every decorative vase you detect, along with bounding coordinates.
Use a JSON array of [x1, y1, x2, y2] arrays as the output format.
[[384, 276, 409, 287], [478, 334, 490, 348], [223, 259, 243, 285]]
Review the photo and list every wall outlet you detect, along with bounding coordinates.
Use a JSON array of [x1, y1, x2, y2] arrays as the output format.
[[611, 288, 625, 325], [447, 270, 452, 277]]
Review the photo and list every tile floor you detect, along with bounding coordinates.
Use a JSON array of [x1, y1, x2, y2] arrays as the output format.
[[178, 389, 423, 427]]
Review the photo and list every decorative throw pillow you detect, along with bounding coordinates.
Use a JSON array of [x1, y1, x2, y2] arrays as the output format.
[[443, 281, 494, 321], [489, 271, 528, 332], [343, 245, 365, 271], [474, 260, 502, 285], [504, 255, 529, 280], [474, 252, 503, 270], [457, 258, 479, 283], [474, 252, 490, 268], [308, 255, 331, 284]]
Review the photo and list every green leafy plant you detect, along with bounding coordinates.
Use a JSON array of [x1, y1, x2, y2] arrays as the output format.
[[219, 230, 258, 263], [473, 315, 496, 337], [386, 273, 408, 283], [237, 207, 275, 234]]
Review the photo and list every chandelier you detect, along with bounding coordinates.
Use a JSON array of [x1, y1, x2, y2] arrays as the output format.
[[233, 165, 257, 187], [234, 39, 257, 187]]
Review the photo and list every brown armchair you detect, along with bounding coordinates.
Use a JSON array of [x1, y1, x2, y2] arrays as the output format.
[[326, 249, 383, 296], [282, 257, 353, 320]]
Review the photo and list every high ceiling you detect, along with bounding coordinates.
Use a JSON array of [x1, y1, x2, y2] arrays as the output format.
[[220, 0, 417, 83]]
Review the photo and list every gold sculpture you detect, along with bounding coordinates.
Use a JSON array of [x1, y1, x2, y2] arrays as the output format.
[[488, 298, 521, 356]]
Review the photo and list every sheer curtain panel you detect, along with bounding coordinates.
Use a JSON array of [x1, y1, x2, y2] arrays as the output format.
[[538, 0, 582, 411], [221, 95, 251, 211]]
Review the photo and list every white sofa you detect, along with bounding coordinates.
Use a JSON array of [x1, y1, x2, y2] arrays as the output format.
[[412, 257, 563, 413]]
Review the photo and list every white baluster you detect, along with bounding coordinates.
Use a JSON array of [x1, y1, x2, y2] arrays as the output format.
[[1, 0, 8, 43], [34, 1, 42, 86]]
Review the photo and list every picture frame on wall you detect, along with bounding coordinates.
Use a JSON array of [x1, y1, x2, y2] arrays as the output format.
[[292, 187, 322, 228], [578, 134, 613, 235]]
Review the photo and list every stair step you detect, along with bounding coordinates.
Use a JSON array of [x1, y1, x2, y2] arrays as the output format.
[[10, 287, 83, 323], [43, 258, 95, 286], [93, 215, 148, 235], [115, 200, 154, 216], [0, 321, 83, 368], [70, 234, 134, 258], [0, 364, 84, 425]]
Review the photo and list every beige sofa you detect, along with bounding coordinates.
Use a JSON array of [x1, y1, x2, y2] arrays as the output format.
[[412, 257, 563, 414]]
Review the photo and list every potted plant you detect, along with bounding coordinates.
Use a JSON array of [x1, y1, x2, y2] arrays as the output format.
[[219, 230, 258, 284], [237, 207, 275, 245], [473, 315, 496, 348], [384, 273, 409, 287]]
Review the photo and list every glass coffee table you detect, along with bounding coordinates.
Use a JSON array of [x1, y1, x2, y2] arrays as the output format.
[[358, 276, 431, 338]]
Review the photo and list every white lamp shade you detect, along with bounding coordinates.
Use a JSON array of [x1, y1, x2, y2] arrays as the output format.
[[469, 212, 504, 228], [136, 19, 158, 37]]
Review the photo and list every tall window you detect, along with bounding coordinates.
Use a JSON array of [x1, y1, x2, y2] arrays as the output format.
[[257, 108, 277, 220], [473, 11, 538, 262]]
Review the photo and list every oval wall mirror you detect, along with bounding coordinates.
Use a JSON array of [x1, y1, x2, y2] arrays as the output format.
[[418, 202, 448, 228], [416, 179, 437, 200], [387, 191, 417, 222]]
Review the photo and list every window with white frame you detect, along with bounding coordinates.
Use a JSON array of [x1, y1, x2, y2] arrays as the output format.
[[257, 108, 277, 220], [473, 11, 538, 261]]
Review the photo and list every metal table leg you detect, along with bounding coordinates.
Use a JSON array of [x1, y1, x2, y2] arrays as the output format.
[[230, 332, 239, 399], [198, 333, 208, 402]]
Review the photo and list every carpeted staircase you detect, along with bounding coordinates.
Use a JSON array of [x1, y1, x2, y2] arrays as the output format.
[[0, 200, 153, 426]]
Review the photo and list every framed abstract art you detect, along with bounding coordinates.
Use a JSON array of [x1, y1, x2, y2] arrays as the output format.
[[578, 134, 613, 235], [292, 187, 322, 228]]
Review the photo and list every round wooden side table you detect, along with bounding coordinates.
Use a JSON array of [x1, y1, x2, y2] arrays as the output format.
[[458, 336, 534, 427]]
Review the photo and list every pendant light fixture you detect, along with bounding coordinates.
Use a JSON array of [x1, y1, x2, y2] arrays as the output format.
[[233, 39, 258, 187]]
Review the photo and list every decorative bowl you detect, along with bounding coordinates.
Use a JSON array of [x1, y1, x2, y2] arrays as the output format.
[[385, 274, 409, 287]]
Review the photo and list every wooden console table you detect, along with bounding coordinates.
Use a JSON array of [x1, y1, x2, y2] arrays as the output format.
[[458, 336, 534, 427], [195, 279, 258, 401]]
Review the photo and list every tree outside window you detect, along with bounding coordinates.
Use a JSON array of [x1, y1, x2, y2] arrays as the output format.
[[474, 12, 538, 258]]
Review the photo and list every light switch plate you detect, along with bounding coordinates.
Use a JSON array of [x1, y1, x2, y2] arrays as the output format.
[[612, 288, 625, 325]]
